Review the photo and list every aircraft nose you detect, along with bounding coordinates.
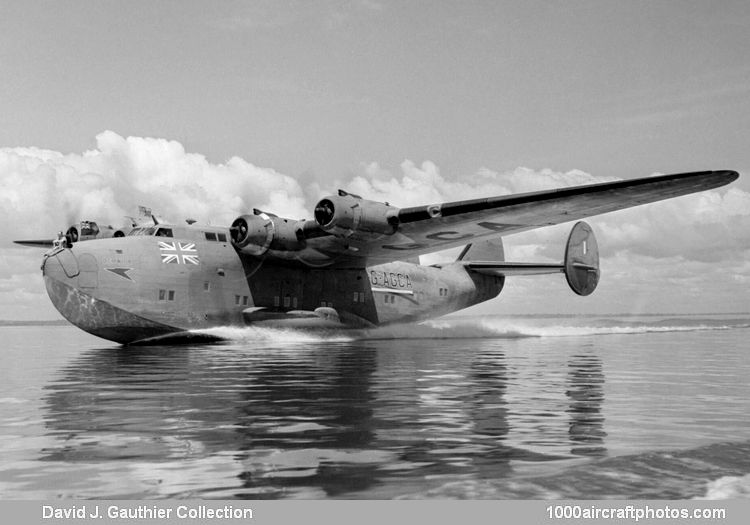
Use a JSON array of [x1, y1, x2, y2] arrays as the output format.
[[42, 249, 112, 338], [41, 247, 176, 344], [42, 250, 82, 322], [42, 249, 79, 282]]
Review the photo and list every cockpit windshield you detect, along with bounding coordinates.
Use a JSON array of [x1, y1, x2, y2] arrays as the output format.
[[80, 221, 100, 236], [127, 227, 157, 236]]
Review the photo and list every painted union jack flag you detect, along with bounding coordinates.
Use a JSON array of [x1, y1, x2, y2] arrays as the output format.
[[159, 241, 200, 265]]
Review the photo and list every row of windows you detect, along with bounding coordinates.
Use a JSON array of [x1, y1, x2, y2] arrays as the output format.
[[158, 288, 442, 307], [274, 295, 299, 308], [158, 289, 175, 301], [204, 232, 228, 242], [130, 226, 173, 237], [130, 227, 226, 241]]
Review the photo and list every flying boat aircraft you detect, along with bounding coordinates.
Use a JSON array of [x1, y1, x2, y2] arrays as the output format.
[[16, 170, 739, 344]]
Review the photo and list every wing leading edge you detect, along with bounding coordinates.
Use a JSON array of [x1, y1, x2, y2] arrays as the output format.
[[308, 170, 738, 263]]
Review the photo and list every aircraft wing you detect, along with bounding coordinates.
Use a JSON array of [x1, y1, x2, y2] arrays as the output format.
[[306, 170, 738, 263]]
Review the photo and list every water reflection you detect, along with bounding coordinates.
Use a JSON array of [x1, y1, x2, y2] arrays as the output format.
[[40, 339, 609, 498], [566, 351, 607, 457]]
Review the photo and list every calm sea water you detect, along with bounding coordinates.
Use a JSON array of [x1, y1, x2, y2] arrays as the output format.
[[1, 314, 749, 499]]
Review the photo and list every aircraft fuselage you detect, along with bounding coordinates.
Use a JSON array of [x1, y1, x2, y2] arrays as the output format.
[[41, 225, 504, 344]]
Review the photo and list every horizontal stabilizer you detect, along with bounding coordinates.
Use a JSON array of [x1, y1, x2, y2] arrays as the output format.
[[466, 262, 563, 276], [463, 221, 600, 296]]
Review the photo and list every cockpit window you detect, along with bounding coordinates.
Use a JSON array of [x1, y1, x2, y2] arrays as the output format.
[[155, 228, 173, 237], [81, 221, 99, 236], [127, 227, 157, 236]]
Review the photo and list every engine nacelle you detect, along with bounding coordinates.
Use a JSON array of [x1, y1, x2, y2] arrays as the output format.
[[230, 211, 303, 257], [314, 190, 399, 238]]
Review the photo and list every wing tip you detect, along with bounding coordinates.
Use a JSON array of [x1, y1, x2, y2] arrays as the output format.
[[702, 170, 740, 190], [660, 169, 739, 190], [717, 170, 740, 183]]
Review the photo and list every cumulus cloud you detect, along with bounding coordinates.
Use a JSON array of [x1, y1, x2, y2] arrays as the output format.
[[313, 160, 614, 208], [0, 132, 746, 318], [0, 131, 309, 244]]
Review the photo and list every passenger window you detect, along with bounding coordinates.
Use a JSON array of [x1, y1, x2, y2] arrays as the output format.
[[168, 290, 175, 301], [205, 232, 217, 241], [159, 289, 165, 301], [217, 233, 227, 242]]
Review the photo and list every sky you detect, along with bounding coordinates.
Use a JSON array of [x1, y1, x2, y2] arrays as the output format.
[[0, 0, 748, 320]]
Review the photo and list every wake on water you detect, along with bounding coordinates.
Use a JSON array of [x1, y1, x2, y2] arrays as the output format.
[[702, 474, 750, 499], [193, 316, 750, 344]]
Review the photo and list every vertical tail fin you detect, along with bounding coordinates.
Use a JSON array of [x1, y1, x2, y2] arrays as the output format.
[[456, 238, 505, 262], [564, 221, 599, 296]]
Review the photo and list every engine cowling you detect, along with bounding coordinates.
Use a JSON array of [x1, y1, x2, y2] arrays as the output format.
[[230, 213, 275, 256], [314, 190, 399, 238], [230, 211, 304, 257]]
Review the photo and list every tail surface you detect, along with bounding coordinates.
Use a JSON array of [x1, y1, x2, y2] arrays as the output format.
[[457, 238, 504, 262], [459, 221, 600, 296]]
